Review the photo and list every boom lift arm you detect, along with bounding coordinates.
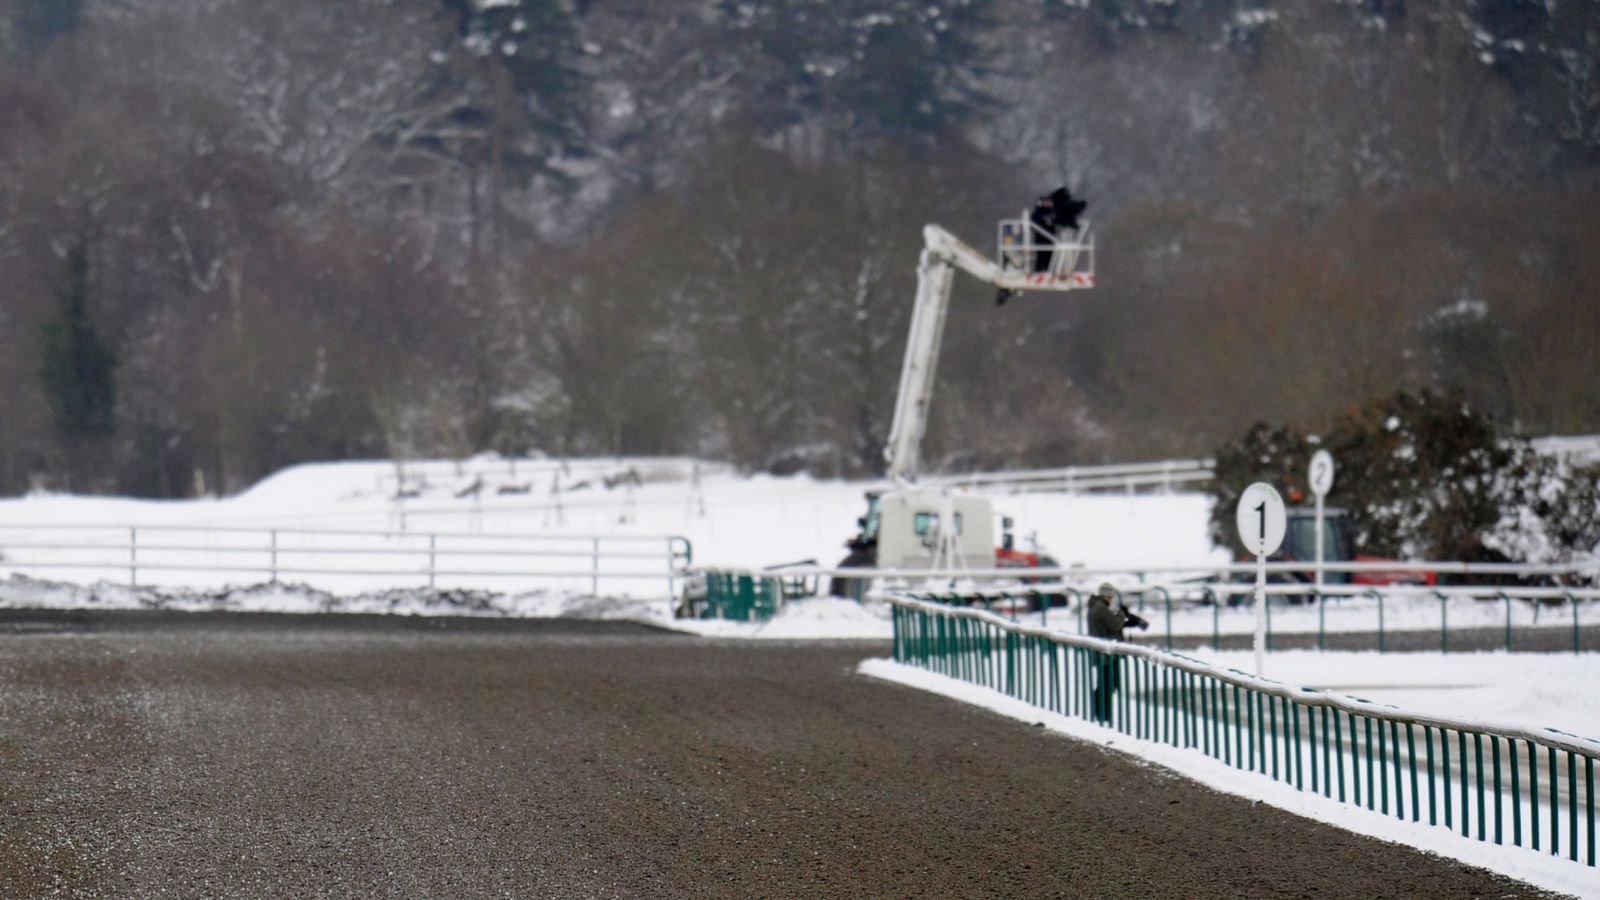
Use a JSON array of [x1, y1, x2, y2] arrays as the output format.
[[882, 221, 1094, 485]]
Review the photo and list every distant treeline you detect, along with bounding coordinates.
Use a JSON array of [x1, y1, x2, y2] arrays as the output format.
[[1, 0, 1596, 497]]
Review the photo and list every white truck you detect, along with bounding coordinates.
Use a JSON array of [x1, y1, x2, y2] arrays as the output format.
[[830, 196, 1096, 595]]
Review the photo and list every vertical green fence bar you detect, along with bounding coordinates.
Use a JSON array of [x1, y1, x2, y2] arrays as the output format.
[[1406, 723, 1419, 823], [1378, 717, 1389, 816], [1529, 739, 1540, 852], [1177, 669, 1190, 746], [1550, 746, 1559, 859], [1354, 713, 1367, 809], [1442, 728, 1452, 831], [1587, 756, 1594, 866], [1425, 726, 1437, 826], [1510, 739, 1521, 846], [1211, 678, 1224, 762], [1337, 711, 1350, 800], [1460, 732, 1471, 839], [1319, 706, 1331, 798], [1143, 659, 1154, 742], [1269, 696, 1280, 782], [1234, 685, 1244, 772], [1389, 721, 1402, 819], [1366, 717, 1377, 811], [1244, 689, 1255, 771], [1201, 674, 1213, 758], [1149, 659, 1160, 742], [1075, 646, 1086, 720], [1049, 641, 1060, 715], [1286, 698, 1299, 787], [1492, 736, 1503, 845], [1119, 656, 1131, 733], [1307, 701, 1319, 794], [1569, 750, 1579, 862], [1476, 733, 1487, 842], [1161, 667, 1171, 745]]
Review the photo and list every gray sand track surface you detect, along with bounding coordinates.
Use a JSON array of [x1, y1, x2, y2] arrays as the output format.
[[0, 611, 1565, 898]]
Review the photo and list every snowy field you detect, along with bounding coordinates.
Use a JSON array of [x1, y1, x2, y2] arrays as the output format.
[[2, 456, 1596, 894]]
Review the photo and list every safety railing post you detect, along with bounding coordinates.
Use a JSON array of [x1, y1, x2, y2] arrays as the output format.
[[1570, 593, 1581, 656], [1204, 588, 1219, 651], [1316, 589, 1325, 652], [592, 537, 600, 596], [1438, 591, 1449, 654], [1375, 591, 1386, 654], [1158, 587, 1172, 652], [129, 526, 138, 587], [270, 529, 279, 583], [1502, 592, 1513, 652], [428, 534, 437, 589]]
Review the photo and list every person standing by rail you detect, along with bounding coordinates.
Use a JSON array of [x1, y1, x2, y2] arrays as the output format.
[[1087, 582, 1148, 723]]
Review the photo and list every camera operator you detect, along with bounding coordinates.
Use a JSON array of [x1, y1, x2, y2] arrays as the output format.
[[1086, 583, 1149, 723]]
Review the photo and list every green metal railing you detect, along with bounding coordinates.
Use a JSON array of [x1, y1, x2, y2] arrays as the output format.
[[696, 572, 784, 622], [888, 594, 1600, 868]]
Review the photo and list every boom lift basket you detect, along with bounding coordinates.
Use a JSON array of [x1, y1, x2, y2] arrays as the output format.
[[997, 214, 1095, 290]]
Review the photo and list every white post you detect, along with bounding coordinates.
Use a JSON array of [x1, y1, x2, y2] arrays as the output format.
[[270, 530, 279, 583], [1309, 450, 1335, 601], [1314, 492, 1325, 598], [1237, 482, 1286, 678], [428, 534, 436, 589], [592, 538, 600, 596], [129, 526, 138, 587], [1254, 553, 1267, 677]]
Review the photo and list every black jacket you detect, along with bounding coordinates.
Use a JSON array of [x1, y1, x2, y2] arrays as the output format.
[[1087, 595, 1128, 641]]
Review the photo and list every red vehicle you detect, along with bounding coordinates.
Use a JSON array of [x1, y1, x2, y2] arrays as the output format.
[[1237, 507, 1436, 602], [996, 516, 1061, 585]]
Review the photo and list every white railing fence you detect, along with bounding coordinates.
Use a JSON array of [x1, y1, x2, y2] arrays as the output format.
[[0, 524, 692, 599], [922, 458, 1215, 495], [915, 434, 1600, 496], [696, 560, 1600, 650]]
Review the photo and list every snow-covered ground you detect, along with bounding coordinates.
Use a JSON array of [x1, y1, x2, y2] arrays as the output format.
[[2, 456, 1596, 894]]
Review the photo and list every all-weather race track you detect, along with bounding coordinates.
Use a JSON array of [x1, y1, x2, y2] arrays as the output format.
[[0, 611, 1567, 898]]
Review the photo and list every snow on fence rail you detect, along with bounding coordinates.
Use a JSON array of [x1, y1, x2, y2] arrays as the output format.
[[987, 580, 1600, 655], [922, 458, 1215, 495], [0, 524, 692, 598], [886, 594, 1600, 869], [915, 434, 1599, 495]]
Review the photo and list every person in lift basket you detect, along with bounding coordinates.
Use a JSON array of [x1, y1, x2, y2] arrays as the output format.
[[1087, 582, 1149, 724]]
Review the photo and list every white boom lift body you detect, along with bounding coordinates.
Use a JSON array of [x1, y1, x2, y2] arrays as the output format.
[[883, 219, 1095, 485], [833, 213, 1095, 585]]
